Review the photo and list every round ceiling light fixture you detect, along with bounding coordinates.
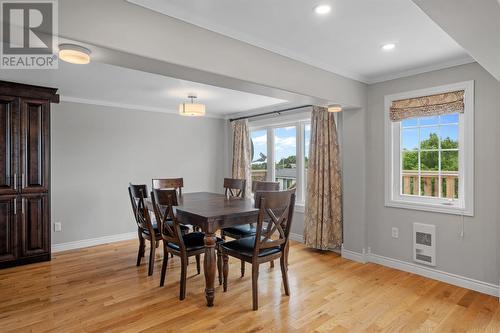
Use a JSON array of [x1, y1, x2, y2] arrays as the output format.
[[327, 104, 342, 113], [381, 43, 396, 51], [58, 44, 91, 64], [178, 94, 206, 117], [314, 4, 331, 15]]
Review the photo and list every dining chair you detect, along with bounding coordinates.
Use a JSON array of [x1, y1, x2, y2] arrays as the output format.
[[222, 180, 281, 275], [152, 178, 184, 196], [221, 189, 296, 310], [128, 184, 161, 276], [129, 184, 189, 275], [221, 178, 249, 238], [151, 188, 223, 300]]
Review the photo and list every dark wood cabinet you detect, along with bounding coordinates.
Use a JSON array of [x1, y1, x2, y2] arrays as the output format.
[[0, 96, 18, 196], [0, 81, 58, 268], [20, 194, 50, 257], [0, 195, 17, 262], [20, 99, 50, 193]]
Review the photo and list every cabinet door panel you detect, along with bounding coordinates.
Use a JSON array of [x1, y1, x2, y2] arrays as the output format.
[[0, 196, 17, 262], [0, 96, 18, 195], [20, 194, 49, 257], [20, 99, 49, 193]]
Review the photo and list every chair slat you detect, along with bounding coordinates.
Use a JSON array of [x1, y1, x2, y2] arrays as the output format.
[[152, 178, 184, 196], [224, 178, 246, 198]]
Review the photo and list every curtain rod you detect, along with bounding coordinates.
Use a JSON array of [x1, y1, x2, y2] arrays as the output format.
[[229, 104, 313, 122]]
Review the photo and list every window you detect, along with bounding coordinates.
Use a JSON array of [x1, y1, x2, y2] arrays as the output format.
[[274, 126, 297, 190], [250, 129, 267, 182], [250, 116, 310, 208], [385, 81, 474, 216], [401, 115, 459, 198]]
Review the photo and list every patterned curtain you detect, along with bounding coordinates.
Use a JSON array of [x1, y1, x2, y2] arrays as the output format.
[[390, 90, 464, 122], [304, 106, 342, 250], [231, 120, 252, 198]]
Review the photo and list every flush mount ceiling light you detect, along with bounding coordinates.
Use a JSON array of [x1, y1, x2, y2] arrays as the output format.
[[381, 43, 396, 51], [178, 94, 206, 117], [58, 44, 91, 64], [314, 4, 331, 15], [328, 104, 342, 113]]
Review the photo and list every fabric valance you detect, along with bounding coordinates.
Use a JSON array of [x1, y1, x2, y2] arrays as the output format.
[[390, 90, 464, 122]]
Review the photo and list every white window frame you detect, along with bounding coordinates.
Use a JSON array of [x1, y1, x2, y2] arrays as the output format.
[[249, 112, 311, 212], [384, 81, 474, 216]]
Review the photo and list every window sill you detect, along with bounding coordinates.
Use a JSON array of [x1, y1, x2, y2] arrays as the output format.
[[385, 199, 473, 217]]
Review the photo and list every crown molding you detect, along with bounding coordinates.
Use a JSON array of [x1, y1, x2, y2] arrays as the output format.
[[366, 56, 476, 84]]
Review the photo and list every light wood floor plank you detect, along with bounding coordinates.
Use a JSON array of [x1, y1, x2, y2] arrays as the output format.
[[0, 240, 498, 332]]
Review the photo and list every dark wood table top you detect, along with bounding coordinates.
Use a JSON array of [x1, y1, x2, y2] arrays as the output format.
[[148, 192, 259, 233]]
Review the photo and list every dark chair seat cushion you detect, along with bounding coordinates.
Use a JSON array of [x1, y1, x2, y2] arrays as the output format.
[[144, 220, 189, 236], [221, 236, 281, 258], [222, 224, 256, 238], [167, 232, 223, 252]]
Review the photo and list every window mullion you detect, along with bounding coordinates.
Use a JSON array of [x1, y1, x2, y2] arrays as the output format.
[[267, 127, 275, 182], [417, 120, 421, 196], [438, 123, 442, 198]]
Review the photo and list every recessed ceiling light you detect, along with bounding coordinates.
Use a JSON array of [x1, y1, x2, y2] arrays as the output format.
[[314, 4, 331, 15], [381, 43, 396, 51]]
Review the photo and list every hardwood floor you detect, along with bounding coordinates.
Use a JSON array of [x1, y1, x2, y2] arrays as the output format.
[[1, 240, 499, 332]]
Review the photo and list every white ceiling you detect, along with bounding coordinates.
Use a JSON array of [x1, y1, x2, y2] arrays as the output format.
[[0, 61, 289, 117], [413, 0, 500, 81], [128, 0, 474, 83]]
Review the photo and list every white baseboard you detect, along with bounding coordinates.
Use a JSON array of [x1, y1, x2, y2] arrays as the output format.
[[52, 232, 137, 253], [341, 246, 367, 264], [53, 232, 305, 252], [289, 233, 304, 243], [341, 249, 499, 297]]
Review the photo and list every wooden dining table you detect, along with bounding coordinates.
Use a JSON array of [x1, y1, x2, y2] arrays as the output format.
[[149, 192, 259, 307]]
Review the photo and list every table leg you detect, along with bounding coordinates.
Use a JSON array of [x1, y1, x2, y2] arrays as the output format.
[[203, 232, 217, 307]]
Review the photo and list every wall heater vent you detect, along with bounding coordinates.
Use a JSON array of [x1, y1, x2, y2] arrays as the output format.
[[413, 223, 436, 266]]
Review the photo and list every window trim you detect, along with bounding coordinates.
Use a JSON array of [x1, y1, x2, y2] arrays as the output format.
[[384, 80, 474, 216], [249, 111, 311, 211]]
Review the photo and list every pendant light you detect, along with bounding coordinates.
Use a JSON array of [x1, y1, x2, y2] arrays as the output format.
[[178, 94, 206, 117]]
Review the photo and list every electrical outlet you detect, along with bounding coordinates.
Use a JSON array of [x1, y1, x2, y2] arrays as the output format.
[[391, 227, 399, 239], [54, 222, 62, 232]]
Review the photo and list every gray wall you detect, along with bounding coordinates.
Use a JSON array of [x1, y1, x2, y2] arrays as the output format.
[[289, 211, 305, 239], [340, 108, 367, 253], [365, 63, 499, 284], [51, 101, 226, 244]]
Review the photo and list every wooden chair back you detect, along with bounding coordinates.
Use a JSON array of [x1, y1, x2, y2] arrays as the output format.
[[253, 190, 296, 255], [152, 178, 184, 196], [252, 181, 280, 192], [224, 178, 246, 198], [151, 189, 185, 250], [128, 184, 155, 236]]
